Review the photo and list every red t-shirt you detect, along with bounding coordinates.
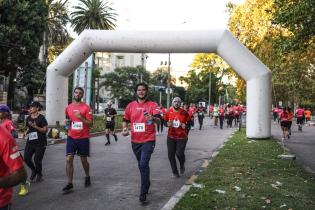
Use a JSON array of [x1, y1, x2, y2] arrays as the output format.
[[1, 119, 15, 133], [65, 102, 93, 139], [219, 108, 225, 116], [124, 100, 159, 143], [280, 111, 289, 122], [164, 107, 190, 140], [296, 108, 304, 117], [0, 126, 24, 207]]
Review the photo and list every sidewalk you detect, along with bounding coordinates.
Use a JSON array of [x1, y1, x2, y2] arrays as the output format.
[[271, 122, 315, 176], [13, 118, 237, 210]]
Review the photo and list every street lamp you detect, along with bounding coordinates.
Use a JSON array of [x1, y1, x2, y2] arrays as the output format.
[[160, 53, 171, 108]]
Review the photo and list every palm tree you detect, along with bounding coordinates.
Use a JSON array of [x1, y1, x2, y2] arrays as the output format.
[[70, 0, 117, 34], [39, 0, 70, 64]]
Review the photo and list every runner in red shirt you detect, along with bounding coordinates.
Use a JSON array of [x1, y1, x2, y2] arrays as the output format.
[[62, 87, 93, 194], [280, 107, 290, 140], [218, 105, 225, 129], [0, 126, 27, 209], [164, 97, 190, 177], [0, 105, 16, 137], [295, 106, 305, 131], [122, 83, 160, 204], [189, 103, 196, 130]]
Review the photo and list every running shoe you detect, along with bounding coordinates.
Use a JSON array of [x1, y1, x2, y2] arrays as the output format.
[[180, 166, 185, 174], [85, 176, 91, 187], [62, 183, 73, 193], [139, 194, 147, 204], [105, 142, 110, 146], [18, 184, 28, 196]]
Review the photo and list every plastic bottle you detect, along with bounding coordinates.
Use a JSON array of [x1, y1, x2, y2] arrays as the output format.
[[143, 110, 153, 125]]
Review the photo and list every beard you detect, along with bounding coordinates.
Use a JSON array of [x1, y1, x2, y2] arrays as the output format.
[[173, 104, 180, 110], [137, 94, 147, 100], [74, 96, 82, 102]]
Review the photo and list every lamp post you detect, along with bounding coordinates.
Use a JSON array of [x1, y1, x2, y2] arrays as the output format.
[[167, 53, 171, 109], [160, 53, 171, 109]]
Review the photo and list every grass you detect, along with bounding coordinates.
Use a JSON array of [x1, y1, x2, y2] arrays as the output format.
[[174, 129, 315, 210], [90, 114, 123, 133]]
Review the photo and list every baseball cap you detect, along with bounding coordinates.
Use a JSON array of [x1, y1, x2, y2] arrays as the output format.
[[0, 104, 10, 113], [29, 101, 42, 109], [107, 100, 113, 105]]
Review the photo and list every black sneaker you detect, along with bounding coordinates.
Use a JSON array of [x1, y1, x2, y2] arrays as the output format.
[[85, 176, 91, 187], [180, 166, 185, 174], [35, 174, 43, 182], [29, 170, 36, 181], [105, 142, 110, 146], [62, 183, 73, 194], [139, 194, 147, 204]]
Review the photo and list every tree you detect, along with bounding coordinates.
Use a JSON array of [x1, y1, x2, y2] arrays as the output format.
[[273, 0, 315, 50], [100, 66, 151, 107], [181, 53, 235, 104], [0, 0, 47, 108], [70, 0, 117, 34]]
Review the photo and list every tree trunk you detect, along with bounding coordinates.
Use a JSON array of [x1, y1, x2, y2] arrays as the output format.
[[7, 69, 17, 109]]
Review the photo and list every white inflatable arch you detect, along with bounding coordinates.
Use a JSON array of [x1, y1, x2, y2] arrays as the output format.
[[46, 30, 271, 138]]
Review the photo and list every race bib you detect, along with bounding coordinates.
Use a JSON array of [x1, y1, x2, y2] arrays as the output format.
[[28, 132, 38, 141], [133, 123, 145, 132], [72, 121, 83, 130], [173, 120, 181, 128], [106, 117, 112, 122]]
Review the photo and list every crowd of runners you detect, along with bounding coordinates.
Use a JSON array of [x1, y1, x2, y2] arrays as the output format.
[[272, 105, 312, 141], [1, 82, 313, 208]]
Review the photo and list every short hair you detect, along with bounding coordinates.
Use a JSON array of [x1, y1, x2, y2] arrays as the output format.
[[134, 83, 148, 92], [74, 87, 84, 94]]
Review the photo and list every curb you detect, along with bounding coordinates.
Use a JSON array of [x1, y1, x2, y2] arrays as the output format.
[[160, 129, 238, 210]]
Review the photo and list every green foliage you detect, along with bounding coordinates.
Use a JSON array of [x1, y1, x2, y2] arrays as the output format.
[[100, 66, 151, 107], [273, 0, 315, 50], [90, 114, 123, 133], [0, 0, 47, 75], [70, 0, 117, 34], [16, 60, 46, 102]]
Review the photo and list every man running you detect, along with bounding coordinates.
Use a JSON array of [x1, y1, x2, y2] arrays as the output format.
[[164, 97, 190, 177], [0, 126, 27, 210], [295, 106, 304, 131], [122, 83, 160, 204], [196, 103, 206, 130], [62, 87, 93, 193], [104, 100, 118, 146]]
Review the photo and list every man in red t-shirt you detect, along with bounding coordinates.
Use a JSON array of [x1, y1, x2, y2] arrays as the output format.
[[164, 97, 190, 177], [62, 87, 93, 194], [122, 83, 160, 204], [0, 126, 27, 209]]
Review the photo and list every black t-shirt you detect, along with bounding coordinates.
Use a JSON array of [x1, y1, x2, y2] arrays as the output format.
[[104, 108, 117, 124], [26, 114, 48, 146]]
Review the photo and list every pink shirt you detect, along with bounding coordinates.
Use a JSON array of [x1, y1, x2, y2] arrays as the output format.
[[65, 102, 93, 139], [124, 100, 159, 143], [296, 108, 304, 117], [0, 126, 24, 207]]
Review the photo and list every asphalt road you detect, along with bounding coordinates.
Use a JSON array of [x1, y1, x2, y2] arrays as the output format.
[[13, 118, 236, 210]]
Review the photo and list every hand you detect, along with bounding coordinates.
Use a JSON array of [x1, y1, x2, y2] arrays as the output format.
[[181, 123, 186, 129], [28, 121, 37, 128], [75, 111, 82, 119], [122, 128, 129, 136]]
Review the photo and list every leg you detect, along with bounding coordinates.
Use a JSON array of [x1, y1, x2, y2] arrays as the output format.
[[138, 141, 155, 196], [105, 128, 110, 145], [24, 143, 36, 173], [167, 138, 179, 176], [80, 156, 90, 177], [33, 146, 46, 181], [175, 139, 187, 174], [66, 155, 74, 184]]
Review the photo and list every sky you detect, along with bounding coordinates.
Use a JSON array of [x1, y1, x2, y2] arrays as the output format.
[[68, 0, 245, 82]]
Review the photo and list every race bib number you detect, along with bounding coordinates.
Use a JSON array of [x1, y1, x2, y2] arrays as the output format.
[[106, 117, 112, 122], [72, 121, 83, 130], [133, 123, 145, 132], [28, 132, 38, 141], [173, 120, 181, 128]]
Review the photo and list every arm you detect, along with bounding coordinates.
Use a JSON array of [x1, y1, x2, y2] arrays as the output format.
[[0, 167, 27, 189]]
